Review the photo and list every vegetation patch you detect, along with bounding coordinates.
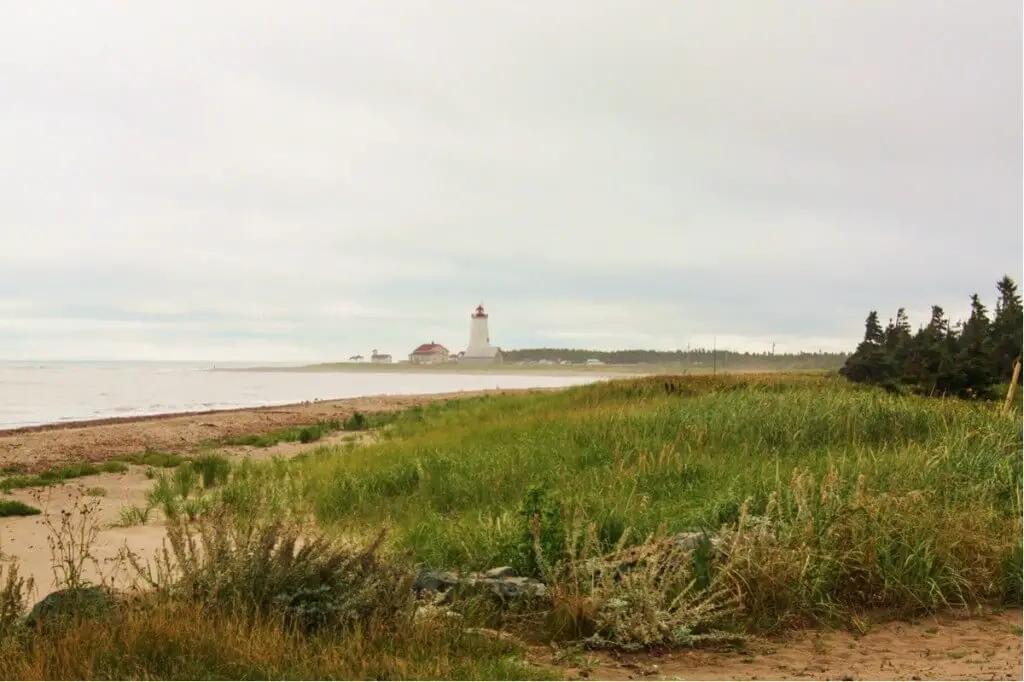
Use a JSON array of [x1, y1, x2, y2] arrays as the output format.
[[136, 373, 1022, 637], [118, 504, 153, 527], [0, 500, 41, 517], [0, 460, 129, 492], [111, 450, 187, 468], [225, 410, 400, 448], [1, 370, 1019, 675]]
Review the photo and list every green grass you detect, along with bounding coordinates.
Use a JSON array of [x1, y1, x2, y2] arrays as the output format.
[[203, 373, 1022, 630], [118, 504, 153, 526], [224, 411, 399, 448], [4, 372, 1018, 677], [0, 500, 41, 517], [111, 450, 187, 468], [0, 460, 129, 492]]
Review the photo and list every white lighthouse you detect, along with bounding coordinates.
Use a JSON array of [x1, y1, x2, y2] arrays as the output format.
[[461, 303, 503, 365]]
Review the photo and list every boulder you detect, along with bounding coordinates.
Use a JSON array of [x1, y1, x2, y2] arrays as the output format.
[[412, 569, 460, 593], [413, 566, 547, 603], [25, 585, 118, 630]]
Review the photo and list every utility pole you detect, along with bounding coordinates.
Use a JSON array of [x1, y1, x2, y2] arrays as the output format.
[[713, 336, 717, 375]]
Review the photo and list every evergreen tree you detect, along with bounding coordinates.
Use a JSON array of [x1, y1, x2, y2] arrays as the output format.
[[883, 307, 914, 381], [904, 306, 955, 396], [955, 293, 995, 397], [842, 276, 1021, 400], [840, 311, 896, 388], [991, 275, 1023, 383]]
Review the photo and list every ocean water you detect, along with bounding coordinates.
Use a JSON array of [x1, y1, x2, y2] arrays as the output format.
[[0, 362, 607, 430]]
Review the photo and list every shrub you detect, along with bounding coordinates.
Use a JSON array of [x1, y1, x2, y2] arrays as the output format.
[[344, 412, 369, 431], [129, 507, 413, 633]]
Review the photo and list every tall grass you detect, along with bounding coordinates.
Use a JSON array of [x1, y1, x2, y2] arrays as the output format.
[[209, 374, 1021, 627], [0, 504, 550, 680], [0, 375, 1018, 676]]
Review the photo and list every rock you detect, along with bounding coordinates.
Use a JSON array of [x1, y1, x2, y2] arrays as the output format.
[[482, 566, 517, 580], [471, 574, 547, 601], [672, 531, 713, 551], [413, 566, 547, 603], [413, 569, 460, 593], [413, 604, 461, 622], [25, 585, 118, 630]]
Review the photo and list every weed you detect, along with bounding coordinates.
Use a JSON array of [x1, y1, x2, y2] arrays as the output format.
[[118, 504, 153, 527], [84, 487, 107, 497], [128, 505, 411, 633], [44, 496, 104, 590], [0, 561, 33, 635]]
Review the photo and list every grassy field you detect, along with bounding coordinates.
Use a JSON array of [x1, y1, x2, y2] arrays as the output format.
[[0, 373, 1020, 678]]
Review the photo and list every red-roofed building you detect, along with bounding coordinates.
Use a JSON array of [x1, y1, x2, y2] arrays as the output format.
[[409, 341, 451, 364]]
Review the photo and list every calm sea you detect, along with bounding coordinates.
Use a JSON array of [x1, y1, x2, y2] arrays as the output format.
[[0, 362, 607, 430]]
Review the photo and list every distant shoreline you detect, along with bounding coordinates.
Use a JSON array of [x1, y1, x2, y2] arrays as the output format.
[[213, 362, 651, 375]]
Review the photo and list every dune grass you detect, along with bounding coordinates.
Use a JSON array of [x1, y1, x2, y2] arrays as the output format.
[[0, 373, 1018, 678], [0, 460, 129, 492], [202, 373, 1022, 629], [110, 450, 187, 468], [224, 411, 389, 448]]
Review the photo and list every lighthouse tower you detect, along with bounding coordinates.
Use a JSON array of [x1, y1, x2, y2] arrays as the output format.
[[468, 303, 490, 352], [462, 303, 503, 364]]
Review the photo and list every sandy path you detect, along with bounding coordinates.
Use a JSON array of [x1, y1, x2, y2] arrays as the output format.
[[0, 387, 552, 472], [1, 469, 166, 596], [549, 609, 1024, 680]]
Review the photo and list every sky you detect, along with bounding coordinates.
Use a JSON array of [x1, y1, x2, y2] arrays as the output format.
[[1, 1, 1021, 362]]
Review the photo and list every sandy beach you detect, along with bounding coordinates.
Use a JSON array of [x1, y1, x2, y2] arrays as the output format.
[[0, 387, 551, 472]]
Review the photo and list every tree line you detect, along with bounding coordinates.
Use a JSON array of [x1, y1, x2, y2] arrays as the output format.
[[840, 275, 1023, 398]]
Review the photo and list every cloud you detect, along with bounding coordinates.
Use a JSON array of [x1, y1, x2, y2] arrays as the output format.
[[0, 0, 1020, 360]]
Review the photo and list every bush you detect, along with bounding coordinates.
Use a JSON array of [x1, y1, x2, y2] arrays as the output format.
[[129, 508, 413, 633], [344, 412, 369, 431]]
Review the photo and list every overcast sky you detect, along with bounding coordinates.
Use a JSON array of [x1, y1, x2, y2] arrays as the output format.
[[1, 1, 1021, 361]]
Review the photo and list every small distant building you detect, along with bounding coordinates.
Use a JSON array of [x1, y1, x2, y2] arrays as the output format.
[[461, 303, 504, 365], [409, 342, 450, 364], [348, 354, 364, 362], [585, 358, 604, 366], [370, 349, 392, 364]]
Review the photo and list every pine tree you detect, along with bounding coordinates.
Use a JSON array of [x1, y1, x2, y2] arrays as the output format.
[[840, 311, 896, 387], [955, 293, 995, 397], [905, 306, 955, 396], [883, 307, 914, 381], [991, 275, 1023, 383]]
